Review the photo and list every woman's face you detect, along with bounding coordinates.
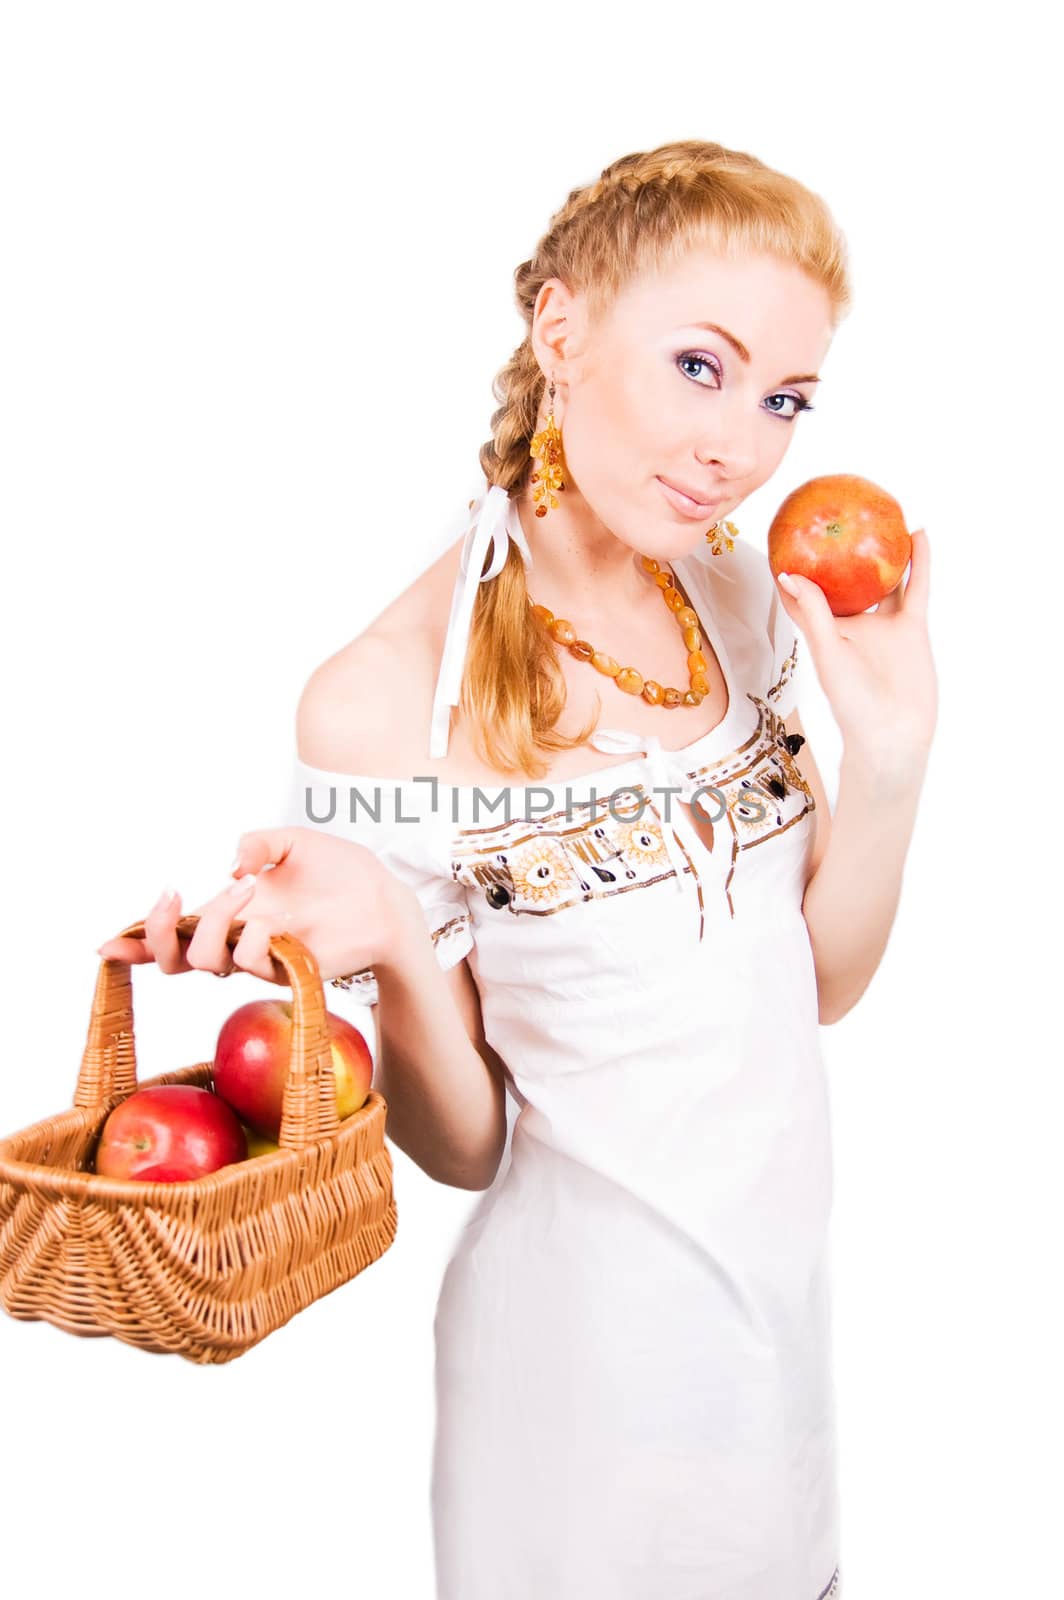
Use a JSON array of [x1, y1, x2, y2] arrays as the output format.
[[532, 245, 835, 563]]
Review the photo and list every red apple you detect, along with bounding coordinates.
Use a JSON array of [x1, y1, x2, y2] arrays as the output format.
[[134, 1163, 203, 1182], [95, 1085, 248, 1180], [213, 1001, 373, 1141], [768, 473, 912, 616]]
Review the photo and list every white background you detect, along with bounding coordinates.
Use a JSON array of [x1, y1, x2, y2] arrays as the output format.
[[1, 4, 1059, 1596]]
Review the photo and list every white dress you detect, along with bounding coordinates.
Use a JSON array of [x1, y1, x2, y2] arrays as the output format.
[[285, 485, 842, 1599]]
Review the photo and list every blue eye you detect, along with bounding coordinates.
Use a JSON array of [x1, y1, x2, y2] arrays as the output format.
[[678, 352, 723, 385], [676, 352, 816, 424], [764, 392, 815, 421]]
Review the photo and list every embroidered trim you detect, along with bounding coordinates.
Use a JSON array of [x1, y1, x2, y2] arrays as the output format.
[[816, 1564, 841, 1599], [688, 695, 815, 920], [330, 911, 473, 998], [767, 634, 799, 705], [452, 797, 685, 917], [429, 912, 473, 948], [329, 968, 379, 997], [448, 697, 814, 922]]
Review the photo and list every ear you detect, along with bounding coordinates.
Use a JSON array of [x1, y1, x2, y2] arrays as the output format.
[[531, 277, 588, 389]]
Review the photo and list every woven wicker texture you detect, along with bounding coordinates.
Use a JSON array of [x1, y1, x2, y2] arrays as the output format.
[[0, 914, 396, 1363]]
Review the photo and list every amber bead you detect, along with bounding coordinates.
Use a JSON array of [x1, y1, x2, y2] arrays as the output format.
[[591, 651, 621, 677], [534, 505, 548, 517], [525, 543, 725, 722]]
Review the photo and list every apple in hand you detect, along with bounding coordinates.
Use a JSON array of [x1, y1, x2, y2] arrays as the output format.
[[768, 473, 912, 616], [213, 1001, 373, 1141], [95, 1084, 248, 1180]]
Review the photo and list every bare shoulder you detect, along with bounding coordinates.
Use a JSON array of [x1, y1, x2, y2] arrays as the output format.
[[296, 633, 411, 772], [296, 538, 463, 775]]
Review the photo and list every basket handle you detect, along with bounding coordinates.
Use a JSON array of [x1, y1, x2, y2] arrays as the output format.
[[75, 914, 340, 1150]]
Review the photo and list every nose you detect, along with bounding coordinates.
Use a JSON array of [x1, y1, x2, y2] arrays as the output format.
[[694, 408, 760, 483]]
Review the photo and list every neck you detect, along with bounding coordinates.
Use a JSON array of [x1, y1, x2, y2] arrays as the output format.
[[513, 483, 663, 623]]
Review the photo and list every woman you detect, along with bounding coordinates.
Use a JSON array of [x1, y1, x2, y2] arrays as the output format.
[[100, 140, 936, 1596]]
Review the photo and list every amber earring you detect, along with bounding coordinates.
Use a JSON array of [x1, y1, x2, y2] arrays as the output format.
[[705, 518, 740, 556], [529, 378, 566, 517]]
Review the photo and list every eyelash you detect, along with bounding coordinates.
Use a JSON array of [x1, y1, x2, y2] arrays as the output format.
[[676, 352, 816, 422]]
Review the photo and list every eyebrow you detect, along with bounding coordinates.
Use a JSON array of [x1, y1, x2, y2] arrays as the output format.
[[685, 321, 821, 385]]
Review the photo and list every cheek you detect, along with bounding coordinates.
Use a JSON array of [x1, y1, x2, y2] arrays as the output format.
[[565, 375, 641, 466], [580, 368, 676, 462], [762, 426, 795, 476]]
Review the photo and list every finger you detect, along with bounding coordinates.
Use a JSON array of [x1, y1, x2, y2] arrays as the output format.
[[231, 829, 297, 878], [776, 572, 844, 667], [143, 888, 193, 975], [184, 875, 258, 972], [901, 528, 929, 617], [232, 915, 289, 984], [97, 934, 158, 965], [875, 572, 906, 614]]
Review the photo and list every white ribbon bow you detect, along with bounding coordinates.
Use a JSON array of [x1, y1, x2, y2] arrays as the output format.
[[429, 481, 533, 760]]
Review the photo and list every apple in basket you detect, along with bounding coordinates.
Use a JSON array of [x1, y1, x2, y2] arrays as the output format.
[[241, 1125, 280, 1158], [136, 1163, 205, 1181], [767, 473, 912, 616], [212, 1000, 373, 1142], [94, 1084, 248, 1181]]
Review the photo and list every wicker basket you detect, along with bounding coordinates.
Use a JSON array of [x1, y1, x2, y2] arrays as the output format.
[[0, 913, 396, 1364]]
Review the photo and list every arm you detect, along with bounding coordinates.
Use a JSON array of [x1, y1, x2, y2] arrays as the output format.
[[784, 708, 929, 1026], [370, 912, 509, 1192], [774, 528, 937, 1027], [299, 639, 508, 1192]]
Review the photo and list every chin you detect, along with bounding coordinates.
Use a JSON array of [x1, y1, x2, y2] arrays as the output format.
[[649, 506, 728, 564], [636, 534, 703, 569]]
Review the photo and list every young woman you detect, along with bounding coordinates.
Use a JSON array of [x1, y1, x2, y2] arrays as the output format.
[[100, 140, 936, 1597]]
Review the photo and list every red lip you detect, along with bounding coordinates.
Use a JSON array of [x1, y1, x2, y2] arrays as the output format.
[[656, 475, 724, 513]]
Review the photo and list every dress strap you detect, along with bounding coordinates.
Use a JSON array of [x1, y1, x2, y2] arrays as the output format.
[[428, 481, 533, 760]]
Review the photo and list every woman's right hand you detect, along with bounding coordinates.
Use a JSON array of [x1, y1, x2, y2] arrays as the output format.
[[96, 827, 416, 985]]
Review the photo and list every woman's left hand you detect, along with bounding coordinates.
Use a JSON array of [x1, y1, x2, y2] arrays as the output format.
[[776, 526, 937, 770]]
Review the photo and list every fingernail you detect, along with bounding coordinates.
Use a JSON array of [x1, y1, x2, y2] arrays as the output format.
[[154, 886, 176, 910], [228, 874, 256, 896], [778, 573, 799, 597], [229, 856, 241, 874]]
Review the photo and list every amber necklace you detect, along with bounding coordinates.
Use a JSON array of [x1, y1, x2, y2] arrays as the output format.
[[528, 556, 712, 709]]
